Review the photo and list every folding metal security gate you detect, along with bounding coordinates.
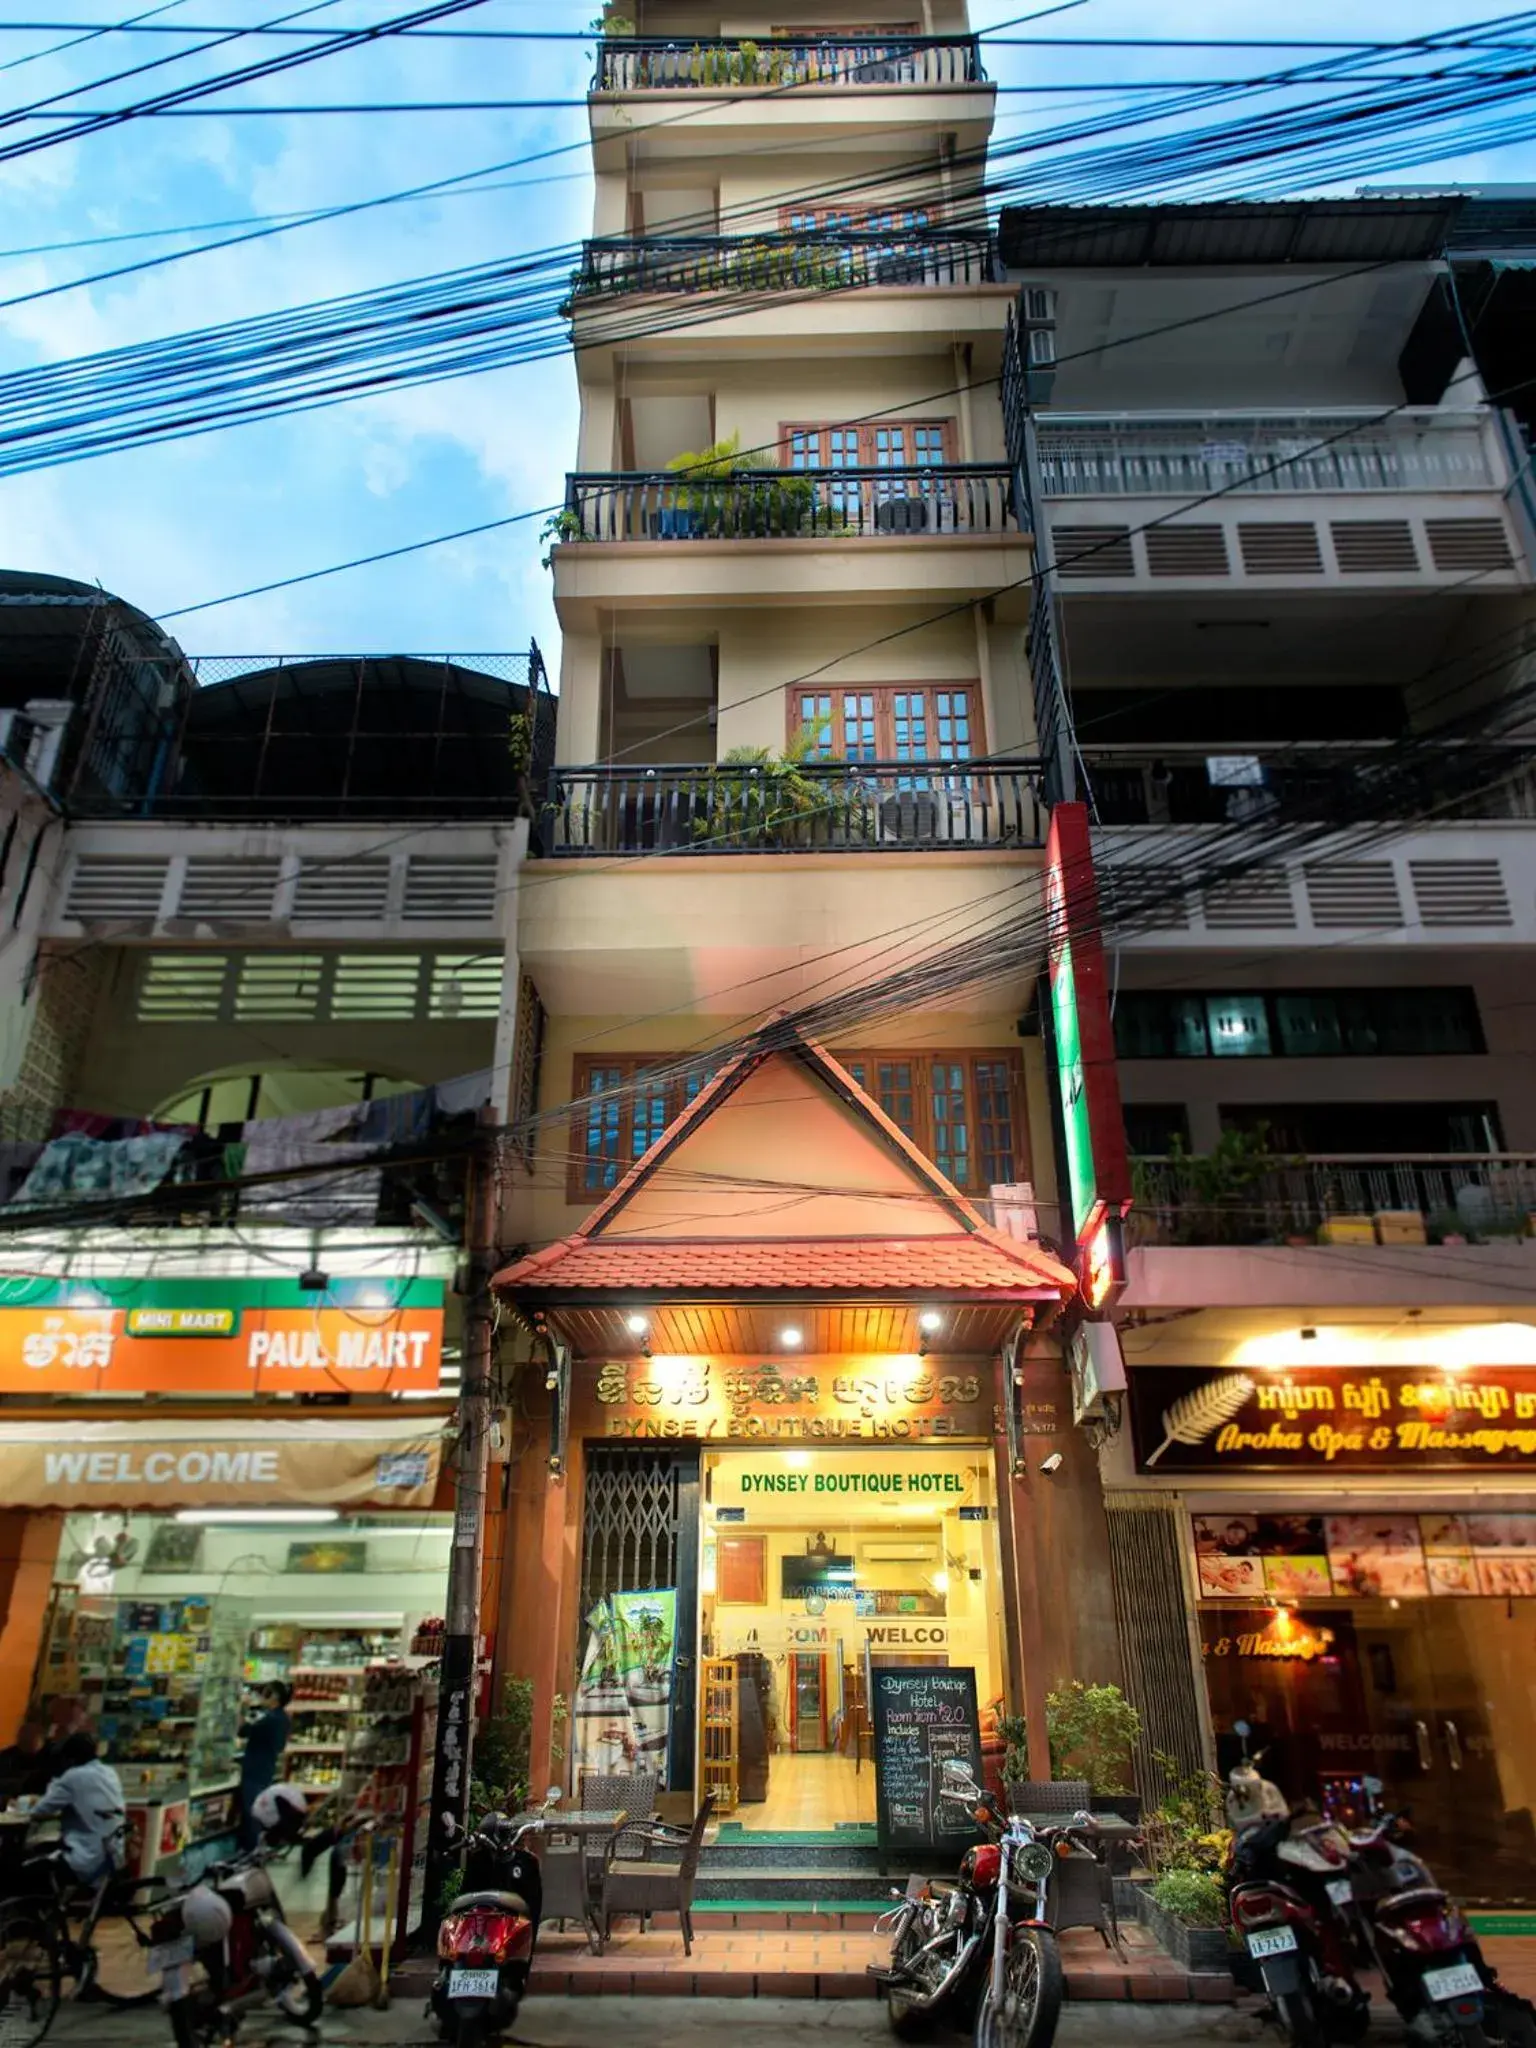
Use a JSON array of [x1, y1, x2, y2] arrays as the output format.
[[581, 1444, 700, 1791]]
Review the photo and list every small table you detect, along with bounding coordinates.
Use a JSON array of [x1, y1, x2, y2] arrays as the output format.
[[519, 1809, 626, 1954]]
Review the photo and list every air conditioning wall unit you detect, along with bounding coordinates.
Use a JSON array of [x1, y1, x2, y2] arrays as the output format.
[[860, 1540, 940, 1562]]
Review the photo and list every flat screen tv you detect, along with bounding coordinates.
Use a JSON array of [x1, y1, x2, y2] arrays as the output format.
[[781, 1554, 856, 1599]]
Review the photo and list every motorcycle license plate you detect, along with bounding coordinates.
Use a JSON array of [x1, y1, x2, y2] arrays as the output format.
[[147, 1937, 195, 1976], [1326, 1879, 1353, 1907], [1247, 1927, 1299, 1960], [1423, 1963, 1484, 2002], [448, 1969, 501, 2000]]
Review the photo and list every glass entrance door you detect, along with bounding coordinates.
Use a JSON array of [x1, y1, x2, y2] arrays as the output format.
[[1202, 1599, 1536, 1903]]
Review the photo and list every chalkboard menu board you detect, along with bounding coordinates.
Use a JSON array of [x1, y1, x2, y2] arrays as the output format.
[[870, 1665, 984, 1855]]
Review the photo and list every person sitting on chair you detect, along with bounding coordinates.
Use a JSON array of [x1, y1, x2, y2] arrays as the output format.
[[0, 1718, 48, 1805], [28, 1732, 126, 1887]]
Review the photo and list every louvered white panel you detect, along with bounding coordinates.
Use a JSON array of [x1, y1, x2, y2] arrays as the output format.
[[1144, 524, 1229, 577], [65, 856, 169, 921], [1237, 522, 1323, 575], [331, 954, 423, 1019], [1201, 867, 1296, 929], [292, 858, 391, 922], [137, 954, 230, 1021], [1409, 858, 1513, 928], [402, 856, 497, 921], [1330, 520, 1418, 573], [233, 954, 325, 1020], [1051, 524, 1135, 577], [1303, 861, 1403, 928], [1099, 863, 1191, 931], [1423, 517, 1513, 572], [429, 954, 502, 1019], [178, 858, 283, 920]]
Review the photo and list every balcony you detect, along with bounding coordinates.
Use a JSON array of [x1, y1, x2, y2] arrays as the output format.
[[573, 231, 999, 300], [1026, 409, 1527, 594], [1085, 742, 1536, 828], [1037, 412, 1500, 499], [552, 464, 1029, 623], [538, 759, 1045, 856], [565, 464, 1014, 542], [1130, 1152, 1536, 1248], [593, 34, 984, 92]]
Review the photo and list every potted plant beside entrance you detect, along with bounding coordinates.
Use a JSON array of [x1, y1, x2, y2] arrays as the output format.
[[1135, 1750, 1232, 1973], [1045, 1680, 1142, 1821]]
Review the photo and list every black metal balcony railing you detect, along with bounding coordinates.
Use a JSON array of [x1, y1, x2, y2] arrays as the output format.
[[1085, 741, 1536, 827], [594, 34, 984, 92], [563, 465, 1016, 543], [538, 760, 1045, 856], [1130, 1153, 1536, 1248], [574, 231, 999, 300]]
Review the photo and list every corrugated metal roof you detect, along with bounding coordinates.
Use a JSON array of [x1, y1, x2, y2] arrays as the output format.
[[998, 198, 1463, 271]]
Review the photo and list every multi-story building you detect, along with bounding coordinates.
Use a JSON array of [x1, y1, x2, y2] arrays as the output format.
[[0, 570, 547, 1919], [999, 195, 1536, 1903], [494, 0, 1120, 1843]]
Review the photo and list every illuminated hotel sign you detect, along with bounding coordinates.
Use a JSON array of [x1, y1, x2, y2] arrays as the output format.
[[580, 1356, 997, 1442], [1043, 804, 1131, 1291]]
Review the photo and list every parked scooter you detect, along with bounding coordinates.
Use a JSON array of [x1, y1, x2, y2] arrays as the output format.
[[429, 1789, 559, 2047], [1343, 1800, 1536, 2047], [1224, 1724, 1370, 2048], [871, 1755, 1091, 2048], [150, 1784, 323, 2048]]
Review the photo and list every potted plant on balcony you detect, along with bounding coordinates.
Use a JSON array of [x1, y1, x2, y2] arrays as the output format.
[[665, 433, 820, 539], [1135, 1125, 1287, 1248], [694, 725, 866, 849]]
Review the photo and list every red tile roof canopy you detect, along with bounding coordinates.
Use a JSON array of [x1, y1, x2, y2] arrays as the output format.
[[494, 1027, 1075, 1305]]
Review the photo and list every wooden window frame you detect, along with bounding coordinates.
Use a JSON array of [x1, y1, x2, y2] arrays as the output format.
[[788, 682, 985, 766], [780, 418, 957, 469], [566, 1054, 723, 1201], [833, 1047, 1030, 1194], [568, 1047, 1027, 1202]]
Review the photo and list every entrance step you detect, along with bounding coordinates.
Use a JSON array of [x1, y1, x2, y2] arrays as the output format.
[[696, 1866, 895, 1904], [695, 1902, 889, 1930], [528, 1922, 1237, 2002]]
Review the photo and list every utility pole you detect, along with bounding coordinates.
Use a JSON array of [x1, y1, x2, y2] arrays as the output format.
[[423, 1115, 498, 1927]]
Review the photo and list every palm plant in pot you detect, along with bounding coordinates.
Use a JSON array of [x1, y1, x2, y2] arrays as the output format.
[[664, 432, 820, 538], [695, 723, 867, 848]]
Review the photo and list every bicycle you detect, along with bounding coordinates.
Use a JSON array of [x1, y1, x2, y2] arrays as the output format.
[[0, 1848, 169, 2048]]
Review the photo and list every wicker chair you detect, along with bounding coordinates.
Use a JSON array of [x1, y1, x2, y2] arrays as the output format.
[[1003, 1778, 1090, 1816], [597, 1793, 715, 1955], [578, 1769, 659, 1859]]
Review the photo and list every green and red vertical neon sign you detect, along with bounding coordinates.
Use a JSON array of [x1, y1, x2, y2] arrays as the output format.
[[1044, 803, 1131, 1305]]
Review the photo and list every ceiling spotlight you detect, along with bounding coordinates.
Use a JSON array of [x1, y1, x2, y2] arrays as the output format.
[[625, 1314, 650, 1337], [780, 1326, 804, 1350], [918, 1310, 944, 1333]]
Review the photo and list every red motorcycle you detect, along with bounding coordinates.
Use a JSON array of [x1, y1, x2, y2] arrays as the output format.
[[1345, 1811, 1536, 2047], [872, 1757, 1096, 2048], [429, 1792, 559, 2048], [1225, 1730, 1370, 2047]]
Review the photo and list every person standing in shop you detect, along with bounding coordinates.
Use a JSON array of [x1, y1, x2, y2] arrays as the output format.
[[239, 1682, 292, 1848]]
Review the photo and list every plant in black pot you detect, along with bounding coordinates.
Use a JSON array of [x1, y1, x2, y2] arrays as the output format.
[[696, 724, 853, 848], [665, 433, 821, 539]]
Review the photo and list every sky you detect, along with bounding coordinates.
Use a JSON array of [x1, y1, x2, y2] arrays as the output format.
[[0, 0, 1531, 669]]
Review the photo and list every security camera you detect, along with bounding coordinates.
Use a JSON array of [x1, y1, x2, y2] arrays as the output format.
[[1039, 1452, 1064, 1476]]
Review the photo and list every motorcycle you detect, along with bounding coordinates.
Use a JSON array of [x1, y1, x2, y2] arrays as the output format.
[[1345, 1804, 1536, 2047], [870, 1755, 1075, 2048], [1225, 1725, 1370, 2048], [149, 1784, 322, 2048], [429, 1788, 559, 2047]]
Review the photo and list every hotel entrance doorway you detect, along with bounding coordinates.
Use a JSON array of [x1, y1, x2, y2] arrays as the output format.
[[699, 1444, 1006, 1832]]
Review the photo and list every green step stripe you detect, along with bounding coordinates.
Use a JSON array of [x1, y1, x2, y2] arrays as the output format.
[[1469, 1912, 1536, 1935], [693, 1899, 890, 1916]]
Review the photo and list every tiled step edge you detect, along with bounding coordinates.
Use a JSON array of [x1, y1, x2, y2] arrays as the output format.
[[527, 1964, 1238, 2003]]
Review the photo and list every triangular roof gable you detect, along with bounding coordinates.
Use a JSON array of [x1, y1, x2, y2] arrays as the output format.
[[576, 1030, 995, 1245]]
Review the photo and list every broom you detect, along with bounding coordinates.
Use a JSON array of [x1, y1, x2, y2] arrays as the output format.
[[326, 1841, 382, 2007], [373, 1834, 401, 2010]]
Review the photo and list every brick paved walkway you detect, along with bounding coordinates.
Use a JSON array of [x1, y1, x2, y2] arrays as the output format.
[[528, 1916, 1235, 2002]]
